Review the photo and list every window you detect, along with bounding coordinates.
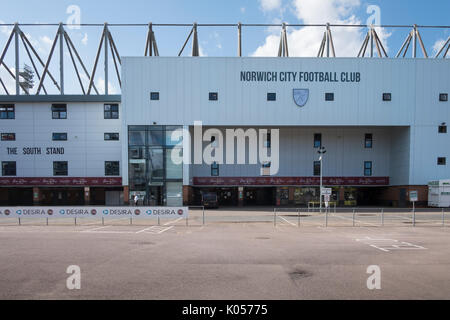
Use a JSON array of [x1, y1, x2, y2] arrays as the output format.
[[211, 161, 219, 176], [209, 92, 218, 101], [2, 161, 16, 176], [52, 133, 67, 141], [1, 133, 15, 141], [53, 161, 68, 176], [51, 104, 67, 119], [325, 93, 334, 101], [104, 104, 119, 119], [104, 133, 119, 141], [437, 157, 446, 165], [382, 93, 392, 101], [365, 133, 373, 148], [313, 161, 321, 176], [267, 93, 276, 101], [105, 161, 120, 176], [438, 125, 447, 133], [314, 133, 322, 148], [364, 161, 372, 176], [439, 93, 448, 102], [150, 92, 160, 100], [0, 104, 15, 119]]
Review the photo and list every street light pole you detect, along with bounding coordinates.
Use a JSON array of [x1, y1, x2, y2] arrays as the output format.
[[318, 146, 326, 213]]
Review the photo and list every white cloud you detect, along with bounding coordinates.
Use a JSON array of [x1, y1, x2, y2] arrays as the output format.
[[81, 33, 88, 45], [95, 77, 118, 94], [241, 7, 246, 13], [259, 0, 282, 12], [0, 20, 13, 37], [252, 0, 391, 57], [432, 38, 449, 57]]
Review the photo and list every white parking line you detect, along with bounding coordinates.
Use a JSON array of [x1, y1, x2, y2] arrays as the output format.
[[81, 226, 112, 233], [163, 217, 183, 225], [278, 216, 297, 226]]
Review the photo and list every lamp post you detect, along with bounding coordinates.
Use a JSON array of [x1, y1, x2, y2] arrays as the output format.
[[318, 146, 327, 213]]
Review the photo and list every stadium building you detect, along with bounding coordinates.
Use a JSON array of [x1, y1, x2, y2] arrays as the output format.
[[0, 23, 449, 207]]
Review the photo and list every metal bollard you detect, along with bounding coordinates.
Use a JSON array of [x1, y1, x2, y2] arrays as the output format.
[[202, 207, 205, 225], [18, 217, 21, 226], [297, 208, 300, 227], [442, 208, 445, 227], [325, 209, 328, 227], [352, 209, 356, 227], [274, 208, 276, 226], [102, 217, 104, 226], [381, 208, 384, 227], [158, 216, 160, 226], [74, 217, 77, 226], [186, 216, 189, 227], [46, 217, 48, 226]]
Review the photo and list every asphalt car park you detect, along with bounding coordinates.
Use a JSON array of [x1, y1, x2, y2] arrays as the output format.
[[0, 207, 449, 299]]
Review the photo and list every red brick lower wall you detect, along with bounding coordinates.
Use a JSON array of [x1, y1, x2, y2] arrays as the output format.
[[378, 185, 428, 207]]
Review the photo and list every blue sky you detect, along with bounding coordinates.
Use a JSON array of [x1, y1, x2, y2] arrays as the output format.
[[0, 0, 449, 94]]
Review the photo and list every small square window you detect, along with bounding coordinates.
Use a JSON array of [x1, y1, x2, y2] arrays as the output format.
[[211, 162, 219, 176], [52, 133, 67, 141], [267, 93, 276, 101], [364, 161, 372, 176], [104, 133, 120, 141], [314, 133, 322, 148], [325, 93, 334, 101], [382, 93, 392, 101], [438, 125, 447, 134], [437, 157, 446, 165], [209, 92, 218, 101], [51, 104, 67, 119], [2, 161, 16, 176], [150, 92, 160, 100], [1, 133, 15, 141], [104, 104, 119, 119], [105, 161, 120, 176], [0, 104, 15, 119], [53, 161, 68, 176], [365, 133, 373, 148], [439, 93, 448, 102]]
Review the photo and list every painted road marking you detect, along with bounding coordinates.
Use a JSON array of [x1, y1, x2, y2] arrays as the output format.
[[279, 216, 297, 226], [163, 217, 183, 225], [355, 236, 427, 252]]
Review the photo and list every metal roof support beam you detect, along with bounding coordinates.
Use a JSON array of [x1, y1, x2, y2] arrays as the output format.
[[237, 22, 242, 57], [178, 25, 194, 56], [191, 23, 199, 56], [20, 30, 60, 92], [21, 31, 47, 94], [63, 31, 98, 94], [415, 27, 428, 58], [434, 36, 450, 58], [58, 23, 64, 94], [327, 24, 335, 57], [317, 31, 326, 57], [36, 27, 61, 94], [87, 25, 106, 94], [104, 23, 108, 95], [63, 32, 85, 94], [357, 32, 369, 57], [0, 77, 8, 95], [14, 23, 20, 94]]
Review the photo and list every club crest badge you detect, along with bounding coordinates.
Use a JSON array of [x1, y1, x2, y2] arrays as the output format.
[[293, 89, 309, 107]]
